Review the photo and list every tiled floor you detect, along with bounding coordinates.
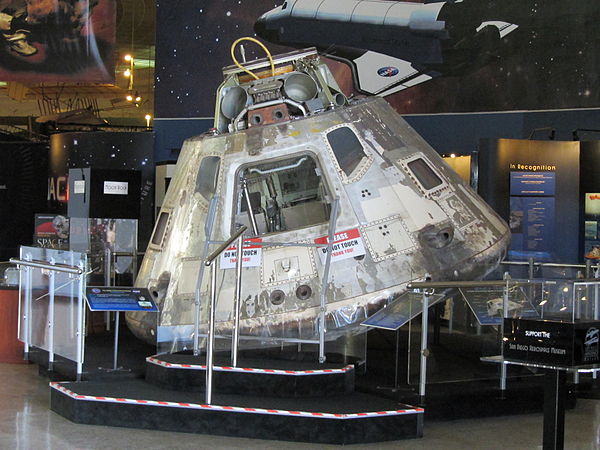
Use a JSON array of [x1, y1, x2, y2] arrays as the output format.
[[1, 362, 599, 450]]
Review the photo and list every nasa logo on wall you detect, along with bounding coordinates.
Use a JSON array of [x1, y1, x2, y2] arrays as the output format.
[[377, 66, 399, 77]]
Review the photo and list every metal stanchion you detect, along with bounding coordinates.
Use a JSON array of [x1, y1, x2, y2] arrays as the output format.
[[23, 253, 33, 358], [419, 289, 429, 404], [203, 225, 247, 405], [205, 261, 217, 405], [318, 197, 339, 364], [48, 258, 56, 371], [193, 196, 219, 356], [231, 233, 244, 367], [104, 248, 112, 331], [77, 261, 85, 380], [500, 272, 510, 393]]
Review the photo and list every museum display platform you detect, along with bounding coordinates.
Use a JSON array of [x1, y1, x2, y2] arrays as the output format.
[[48, 347, 423, 444], [50, 376, 423, 445], [27, 322, 582, 443]]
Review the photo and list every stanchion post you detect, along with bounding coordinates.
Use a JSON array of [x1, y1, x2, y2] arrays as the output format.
[[76, 261, 85, 381], [104, 248, 112, 331], [193, 196, 219, 357], [318, 197, 339, 364], [419, 288, 430, 403], [48, 258, 56, 371], [22, 252, 32, 357], [500, 272, 510, 392], [205, 261, 218, 405], [232, 234, 244, 367], [113, 312, 120, 370]]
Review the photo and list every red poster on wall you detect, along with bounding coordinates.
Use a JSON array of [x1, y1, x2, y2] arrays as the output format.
[[0, 0, 115, 82]]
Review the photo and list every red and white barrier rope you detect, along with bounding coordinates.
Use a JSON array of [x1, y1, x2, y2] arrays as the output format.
[[50, 382, 424, 419]]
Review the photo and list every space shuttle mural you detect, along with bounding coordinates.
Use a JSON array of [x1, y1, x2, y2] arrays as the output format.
[[126, 46, 509, 351], [254, 0, 520, 96]]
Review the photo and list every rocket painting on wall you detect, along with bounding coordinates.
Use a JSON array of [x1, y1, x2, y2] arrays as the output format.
[[0, 0, 115, 82]]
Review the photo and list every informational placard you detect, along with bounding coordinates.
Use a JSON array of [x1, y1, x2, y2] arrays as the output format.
[[504, 318, 600, 366], [460, 287, 539, 326], [33, 214, 69, 250], [584, 193, 600, 259], [219, 238, 262, 269], [103, 181, 129, 195], [361, 291, 445, 331], [73, 180, 86, 194], [509, 197, 555, 261], [314, 228, 366, 263], [85, 287, 158, 312], [510, 171, 556, 196]]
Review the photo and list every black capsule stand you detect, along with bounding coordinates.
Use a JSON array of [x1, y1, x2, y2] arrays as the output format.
[[491, 359, 595, 450]]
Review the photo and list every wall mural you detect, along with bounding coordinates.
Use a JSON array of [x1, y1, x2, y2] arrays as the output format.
[[0, 0, 115, 82], [155, 0, 600, 118]]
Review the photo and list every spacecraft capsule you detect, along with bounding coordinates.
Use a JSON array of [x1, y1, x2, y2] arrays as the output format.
[[126, 47, 509, 352]]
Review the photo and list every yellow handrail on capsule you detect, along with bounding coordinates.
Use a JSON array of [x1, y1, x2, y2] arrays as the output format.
[[230, 37, 275, 80]]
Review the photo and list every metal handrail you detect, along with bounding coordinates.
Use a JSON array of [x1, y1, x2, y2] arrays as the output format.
[[407, 279, 542, 289], [10, 258, 83, 275], [502, 260, 597, 269], [198, 194, 340, 402], [205, 227, 248, 266], [203, 225, 247, 405], [15, 251, 87, 379]]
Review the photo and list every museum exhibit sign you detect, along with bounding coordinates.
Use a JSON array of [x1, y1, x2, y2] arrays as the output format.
[[504, 318, 600, 367]]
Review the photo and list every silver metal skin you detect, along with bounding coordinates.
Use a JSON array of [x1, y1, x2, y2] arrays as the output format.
[[126, 49, 510, 352]]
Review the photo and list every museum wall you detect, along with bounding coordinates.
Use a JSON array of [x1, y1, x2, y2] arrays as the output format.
[[0, 140, 48, 262], [48, 132, 155, 248]]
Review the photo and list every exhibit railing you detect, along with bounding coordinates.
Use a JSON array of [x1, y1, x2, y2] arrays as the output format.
[[0, 261, 19, 287], [10, 247, 87, 380], [498, 258, 598, 280], [194, 197, 340, 404], [406, 276, 600, 401]]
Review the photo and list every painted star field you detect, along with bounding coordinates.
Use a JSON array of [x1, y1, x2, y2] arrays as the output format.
[[155, 0, 600, 118]]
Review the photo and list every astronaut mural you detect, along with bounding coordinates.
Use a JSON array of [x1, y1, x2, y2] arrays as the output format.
[[0, 0, 115, 82]]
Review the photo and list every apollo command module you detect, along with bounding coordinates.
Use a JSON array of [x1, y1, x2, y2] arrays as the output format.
[[125, 44, 510, 352]]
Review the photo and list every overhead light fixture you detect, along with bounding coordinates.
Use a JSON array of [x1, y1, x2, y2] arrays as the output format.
[[538, 299, 547, 306]]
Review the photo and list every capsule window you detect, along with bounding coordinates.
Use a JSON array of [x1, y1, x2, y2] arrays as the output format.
[[407, 158, 443, 191], [234, 154, 331, 236], [196, 156, 221, 201], [326, 126, 367, 178], [151, 211, 170, 247]]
